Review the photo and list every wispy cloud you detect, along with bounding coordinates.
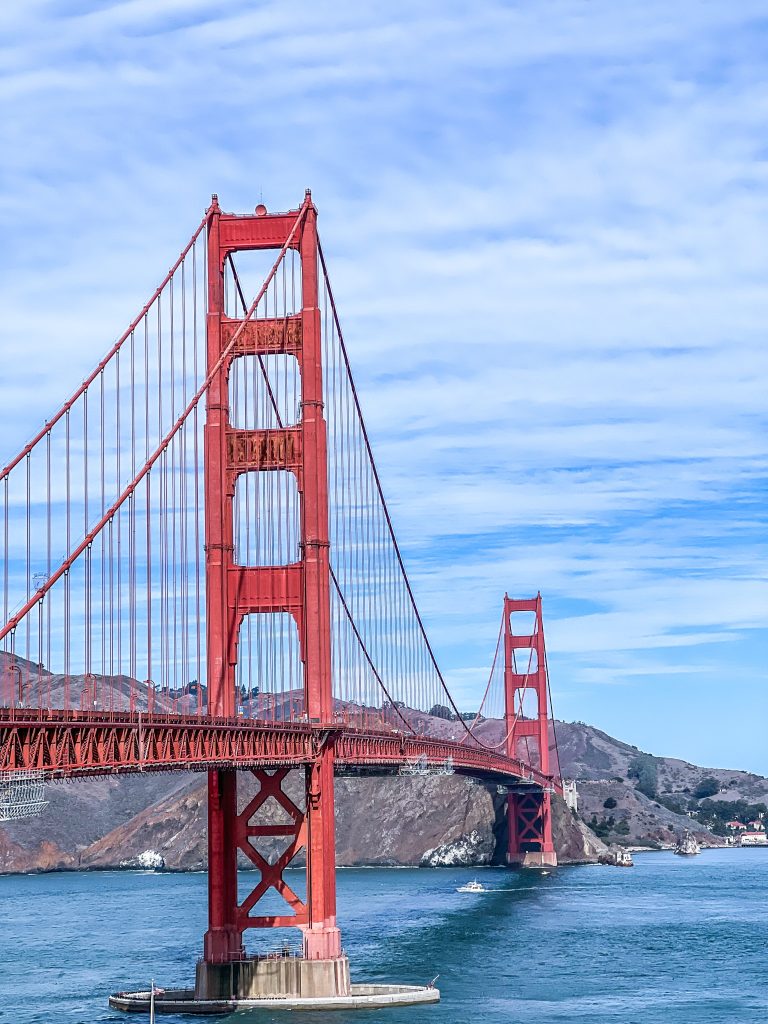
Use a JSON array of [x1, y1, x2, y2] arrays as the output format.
[[0, 1, 765, 771]]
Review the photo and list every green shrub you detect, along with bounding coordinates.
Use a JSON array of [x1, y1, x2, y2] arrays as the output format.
[[627, 755, 658, 799], [656, 794, 686, 815], [693, 776, 720, 799]]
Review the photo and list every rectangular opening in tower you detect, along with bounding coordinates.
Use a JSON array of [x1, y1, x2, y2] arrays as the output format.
[[229, 354, 301, 431], [223, 248, 302, 320], [235, 612, 304, 722], [515, 736, 544, 772], [515, 686, 539, 722], [511, 646, 538, 674], [233, 470, 300, 567], [510, 609, 536, 637], [513, 687, 543, 770]]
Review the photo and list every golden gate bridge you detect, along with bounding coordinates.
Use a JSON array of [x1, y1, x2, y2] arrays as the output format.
[[0, 192, 561, 1010]]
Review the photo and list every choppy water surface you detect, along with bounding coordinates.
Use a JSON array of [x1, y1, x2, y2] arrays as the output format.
[[1, 849, 767, 1024]]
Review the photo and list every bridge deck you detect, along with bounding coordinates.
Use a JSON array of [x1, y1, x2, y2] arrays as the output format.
[[0, 708, 557, 790]]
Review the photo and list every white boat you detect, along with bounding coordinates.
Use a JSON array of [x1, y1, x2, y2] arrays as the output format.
[[456, 879, 487, 893], [675, 830, 701, 856]]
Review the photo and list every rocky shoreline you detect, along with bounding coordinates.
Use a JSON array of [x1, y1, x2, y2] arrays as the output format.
[[0, 777, 605, 875], [2, 720, 766, 875]]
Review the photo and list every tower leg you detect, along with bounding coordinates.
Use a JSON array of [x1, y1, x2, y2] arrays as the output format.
[[303, 745, 342, 960], [204, 769, 242, 960], [196, 759, 348, 1002], [507, 791, 557, 869]]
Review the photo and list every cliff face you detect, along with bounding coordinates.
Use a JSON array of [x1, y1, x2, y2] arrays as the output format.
[[335, 775, 497, 867], [79, 774, 510, 870], [551, 795, 609, 863], [1, 770, 592, 873], [0, 773, 193, 872], [4, 719, 763, 873]]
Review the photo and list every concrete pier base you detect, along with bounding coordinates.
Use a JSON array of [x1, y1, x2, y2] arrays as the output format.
[[508, 850, 558, 869], [110, 954, 439, 1014], [194, 954, 351, 1001], [109, 982, 440, 1014]]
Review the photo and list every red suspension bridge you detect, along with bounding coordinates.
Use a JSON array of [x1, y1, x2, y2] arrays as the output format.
[[0, 193, 561, 1006]]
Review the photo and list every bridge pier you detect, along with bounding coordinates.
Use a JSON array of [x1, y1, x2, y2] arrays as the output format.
[[195, 953, 351, 1002], [201, 757, 347, 998], [506, 789, 558, 869]]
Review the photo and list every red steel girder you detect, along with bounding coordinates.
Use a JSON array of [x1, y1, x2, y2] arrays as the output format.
[[222, 315, 302, 357], [0, 709, 319, 776], [225, 427, 302, 482], [0, 709, 561, 792], [236, 768, 309, 930], [218, 212, 303, 255]]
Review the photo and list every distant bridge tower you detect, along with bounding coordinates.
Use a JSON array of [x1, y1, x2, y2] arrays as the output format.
[[503, 594, 558, 869]]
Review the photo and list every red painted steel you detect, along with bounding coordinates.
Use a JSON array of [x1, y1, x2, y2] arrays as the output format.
[[504, 594, 556, 862], [0, 195, 565, 977], [0, 708, 558, 786], [236, 768, 308, 929], [202, 193, 341, 963], [297, 199, 340, 961]]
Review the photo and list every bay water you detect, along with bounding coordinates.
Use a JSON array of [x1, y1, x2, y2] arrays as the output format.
[[1, 849, 767, 1023]]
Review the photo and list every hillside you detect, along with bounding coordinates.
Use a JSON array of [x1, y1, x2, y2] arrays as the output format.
[[554, 721, 768, 847], [1, 718, 765, 872], [1, 771, 604, 872]]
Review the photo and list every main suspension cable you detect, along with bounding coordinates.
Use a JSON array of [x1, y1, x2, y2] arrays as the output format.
[[318, 238, 502, 749], [0, 199, 310, 645]]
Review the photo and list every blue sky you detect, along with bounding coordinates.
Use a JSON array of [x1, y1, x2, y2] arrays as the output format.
[[0, 2, 766, 772]]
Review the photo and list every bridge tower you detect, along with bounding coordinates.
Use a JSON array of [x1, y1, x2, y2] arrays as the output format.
[[199, 193, 348, 999], [503, 594, 558, 869]]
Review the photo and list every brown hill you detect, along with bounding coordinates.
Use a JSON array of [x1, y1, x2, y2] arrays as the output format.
[[2, 718, 763, 872], [554, 720, 768, 847]]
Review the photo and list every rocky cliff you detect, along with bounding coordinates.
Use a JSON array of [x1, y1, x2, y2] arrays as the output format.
[[3, 719, 763, 873], [1, 769, 598, 873]]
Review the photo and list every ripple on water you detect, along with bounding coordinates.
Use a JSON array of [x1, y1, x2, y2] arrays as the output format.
[[1, 852, 768, 1023]]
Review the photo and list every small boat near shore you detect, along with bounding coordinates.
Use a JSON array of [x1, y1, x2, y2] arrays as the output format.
[[456, 879, 487, 893], [675, 830, 701, 856]]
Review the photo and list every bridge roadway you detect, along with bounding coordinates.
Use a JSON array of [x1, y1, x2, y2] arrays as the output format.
[[0, 707, 558, 792]]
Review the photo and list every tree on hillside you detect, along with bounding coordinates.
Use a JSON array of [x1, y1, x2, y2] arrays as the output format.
[[627, 754, 658, 799], [693, 776, 720, 799], [428, 704, 454, 720], [657, 793, 686, 815], [685, 797, 768, 835]]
